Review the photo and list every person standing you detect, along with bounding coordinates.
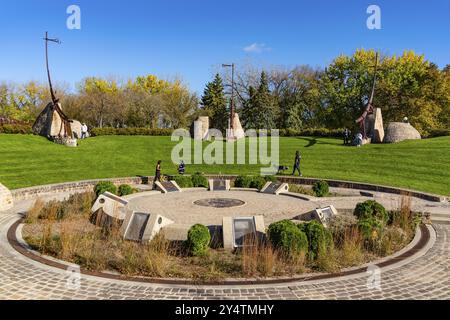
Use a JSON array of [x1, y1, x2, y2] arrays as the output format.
[[292, 151, 302, 176], [81, 123, 88, 139], [153, 160, 162, 189], [343, 128, 350, 145]]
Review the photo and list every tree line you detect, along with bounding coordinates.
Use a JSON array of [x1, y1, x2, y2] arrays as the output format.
[[1, 49, 449, 135]]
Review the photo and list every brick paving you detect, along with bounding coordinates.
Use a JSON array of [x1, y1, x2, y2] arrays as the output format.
[[0, 192, 449, 300]]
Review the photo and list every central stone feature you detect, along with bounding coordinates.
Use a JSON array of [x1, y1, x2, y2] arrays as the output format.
[[194, 198, 246, 208]]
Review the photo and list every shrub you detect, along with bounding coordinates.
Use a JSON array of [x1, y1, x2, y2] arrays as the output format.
[[250, 176, 267, 190], [264, 175, 277, 182], [94, 181, 117, 197], [354, 200, 388, 224], [298, 220, 332, 261], [90, 127, 174, 137], [118, 184, 134, 196], [357, 216, 383, 241], [312, 180, 329, 197], [172, 176, 194, 188], [278, 128, 344, 138], [186, 224, 211, 256], [234, 175, 253, 188], [191, 173, 208, 188], [0, 124, 33, 134], [267, 220, 308, 258]]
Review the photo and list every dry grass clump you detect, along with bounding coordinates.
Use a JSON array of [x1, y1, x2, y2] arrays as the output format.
[[240, 235, 306, 277], [288, 184, 315, 196]]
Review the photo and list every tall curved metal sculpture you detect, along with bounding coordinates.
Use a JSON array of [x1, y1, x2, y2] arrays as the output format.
[[355, 52, 379, 140]]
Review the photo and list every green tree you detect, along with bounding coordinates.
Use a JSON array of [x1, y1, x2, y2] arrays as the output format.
[[242, 71, 277, 130], [201, 74, 228, 132]]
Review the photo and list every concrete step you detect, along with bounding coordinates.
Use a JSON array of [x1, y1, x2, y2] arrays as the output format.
[[430, 212, 450, 218], [432, 217, 450, 225]]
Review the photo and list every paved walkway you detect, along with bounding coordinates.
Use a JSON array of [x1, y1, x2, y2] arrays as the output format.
[[0, 193, 449, 300]]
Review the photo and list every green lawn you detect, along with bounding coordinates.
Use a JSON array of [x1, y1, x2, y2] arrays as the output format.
[[1, 134, 449, 196]]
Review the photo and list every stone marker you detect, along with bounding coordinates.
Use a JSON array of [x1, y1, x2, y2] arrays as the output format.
[[226, 113, 245, 141], [208, 179, 231, 191], [260, 182, 289, 195], [384, 122, 421, 143], [192, 116, 210, 141], [90, 192, 128, 228], [121, 210, 174, 242], [222, 216, 265, 250], [372, 108, 385, 143], [293, 205, 338, 227], [0, 183, 13, 212], [155, 180, 182, 193]]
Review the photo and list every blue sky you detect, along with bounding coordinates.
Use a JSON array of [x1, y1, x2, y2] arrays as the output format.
[[0, 0, 449, 94]]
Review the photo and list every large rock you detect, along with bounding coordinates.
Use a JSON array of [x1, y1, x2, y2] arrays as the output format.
[[33, 102, 68, 138], [192, 116, 209, 141], [384, 122, 421, 143], [226, 113, 245, 141], [70, 120, 82, 139], [0, 183, 13, 212], [372, 108, 385, 143]]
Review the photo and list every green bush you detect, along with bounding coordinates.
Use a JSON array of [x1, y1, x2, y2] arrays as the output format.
[[235, 175, 274, 190], [298, 221, 332, 260], [264, 175, 277, 182], [94, 181, 117, 197], [250, 176, 267, 190], [186, 224, 211, 256], [234, 175, 253, 188], [279, 128, 344, 138], [267, 220, 308, 257], [191, 173, 208, 188], [0, 124, 33, 134], [426, 128, 450, 138], [312, 180, 329, 197], [172, 176, 194, 188], [358, 217, 383, 242], [354, 200, 388, 223], [118, 184, 134, 196], [90, 127, 174, 137]]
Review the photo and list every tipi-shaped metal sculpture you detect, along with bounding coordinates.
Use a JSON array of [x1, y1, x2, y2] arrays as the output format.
[[355, 53, 379, 140], [32, 32, 75, 145]]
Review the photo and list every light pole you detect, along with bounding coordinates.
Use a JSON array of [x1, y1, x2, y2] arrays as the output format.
[[222, 63, 235, 131]]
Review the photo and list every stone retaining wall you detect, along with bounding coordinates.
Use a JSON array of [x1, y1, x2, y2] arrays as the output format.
[[9, 175, 447, 203]]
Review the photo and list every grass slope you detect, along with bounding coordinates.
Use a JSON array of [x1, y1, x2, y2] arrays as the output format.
[[0, 134, 449, 196]]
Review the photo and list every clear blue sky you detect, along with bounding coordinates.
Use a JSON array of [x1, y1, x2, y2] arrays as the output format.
[[0, 0, 449, 94]]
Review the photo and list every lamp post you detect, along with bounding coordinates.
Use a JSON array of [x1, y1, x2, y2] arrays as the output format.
[[222, 63, 235, 131]]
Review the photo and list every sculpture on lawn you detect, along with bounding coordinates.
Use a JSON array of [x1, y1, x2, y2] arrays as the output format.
[[32, 32, 79, 147], [355, 52, 385, 144]]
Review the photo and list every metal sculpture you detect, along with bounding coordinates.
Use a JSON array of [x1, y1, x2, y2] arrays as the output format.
[[355, 52, 379, 140], [43, 32, 72, 138]]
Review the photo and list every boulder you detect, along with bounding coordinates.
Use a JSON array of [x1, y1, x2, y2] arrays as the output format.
[[384, 122, 421, 143], [70, 120, 82, 139]]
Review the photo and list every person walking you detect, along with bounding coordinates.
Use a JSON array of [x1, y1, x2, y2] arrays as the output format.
[[153, 160, 162, 189], [292, 151, 302, 176]]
